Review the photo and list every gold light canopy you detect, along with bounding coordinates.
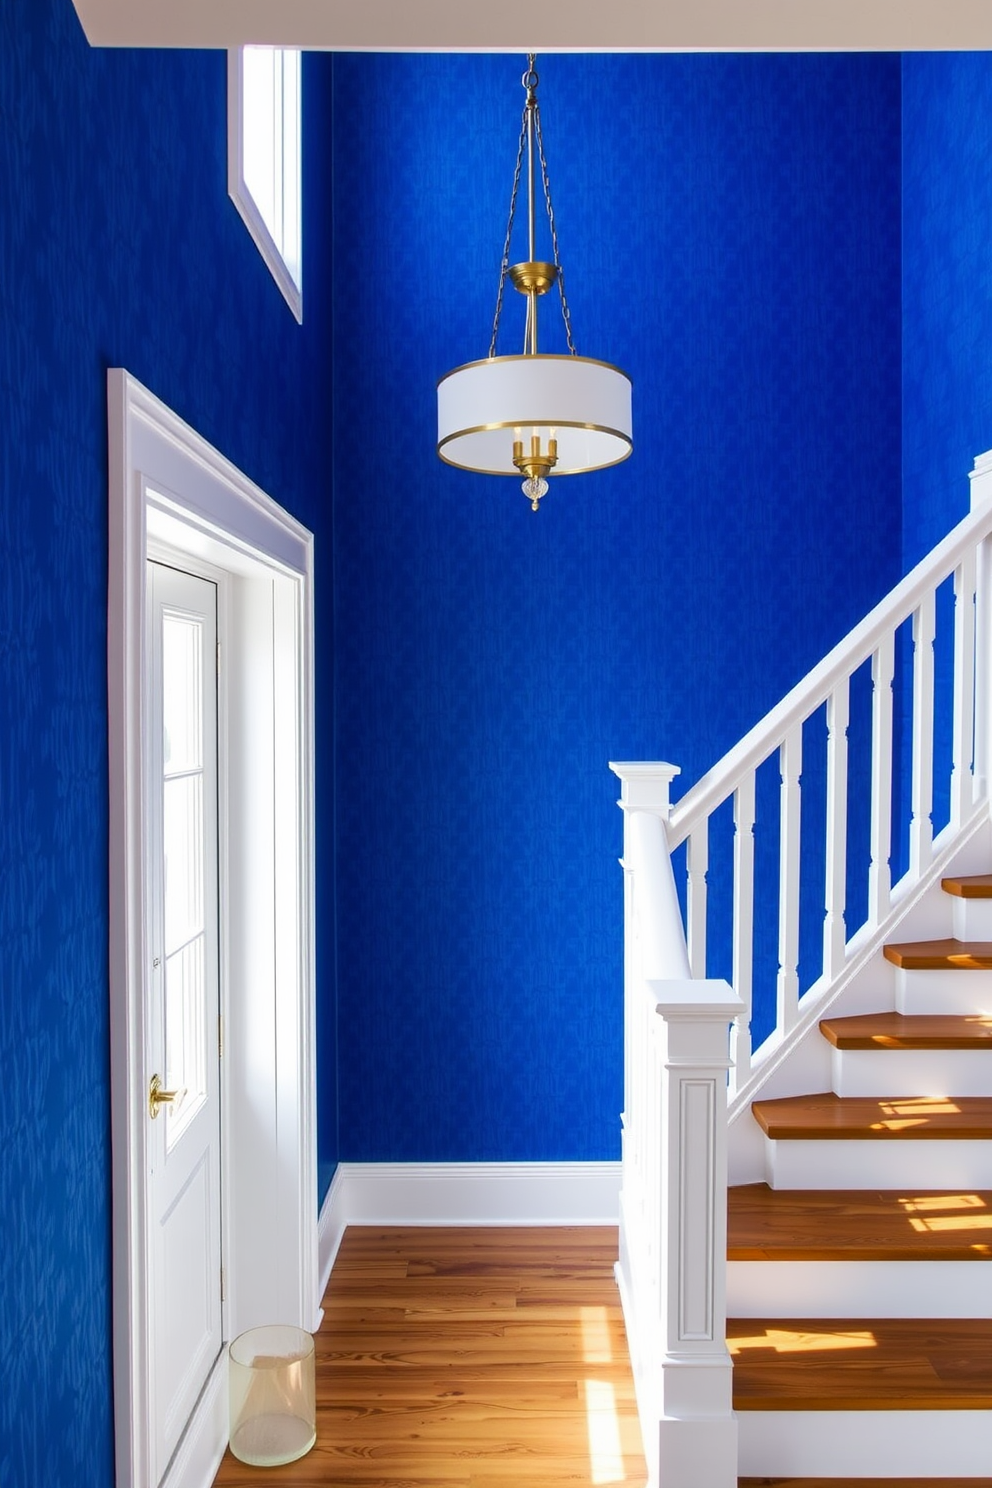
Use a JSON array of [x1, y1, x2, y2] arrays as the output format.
[[436, 57, 632, 512]]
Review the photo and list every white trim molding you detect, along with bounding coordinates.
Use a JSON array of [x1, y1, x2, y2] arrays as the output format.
[[317, 1161, 623, 1295], [108, 369, 317, 1488]]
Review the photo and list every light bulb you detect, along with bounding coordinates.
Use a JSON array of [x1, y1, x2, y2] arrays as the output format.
[[522, 476, 548, 511]]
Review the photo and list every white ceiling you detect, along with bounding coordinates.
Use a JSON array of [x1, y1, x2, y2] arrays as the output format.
[[69, 0, 992, 52]]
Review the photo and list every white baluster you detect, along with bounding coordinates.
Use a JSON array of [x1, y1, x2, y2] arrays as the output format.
[[974, 536, 992, 807], [910, 592, 936, 876], [952, 551, 977, 829], [687, 824, 709, 979], [777, 726, 802, 1036], [731, 773, 756, 1092], [824, 679, 850, 981], [869, 632, 894, 926]]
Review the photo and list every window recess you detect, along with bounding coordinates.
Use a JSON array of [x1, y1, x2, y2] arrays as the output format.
[[228, 46, 302, 323]]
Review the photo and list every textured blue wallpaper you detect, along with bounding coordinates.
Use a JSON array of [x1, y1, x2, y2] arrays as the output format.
[[331, 53, 903, 1162], [902, 52, 992, 566], [900, 55, 992, 856], [0, 5, 335, 1484]]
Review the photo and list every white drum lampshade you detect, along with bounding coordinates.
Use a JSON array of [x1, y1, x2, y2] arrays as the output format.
[[437, 353, 632, 478], [436, 56, 632, 512]]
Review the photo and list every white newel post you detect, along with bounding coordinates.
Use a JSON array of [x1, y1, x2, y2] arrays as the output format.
[[649, 978, 743, 1488], [610, 764, 744, 1488]]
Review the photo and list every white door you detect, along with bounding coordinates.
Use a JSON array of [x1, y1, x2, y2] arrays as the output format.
[[146, 561, 223, 1485]]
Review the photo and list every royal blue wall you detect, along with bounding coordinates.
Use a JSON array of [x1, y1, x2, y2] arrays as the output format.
[[903, 52, 992, 567], [0, 4, 335, 1483], [7, 25, 971, 1485], [331, 53, 903, 1162]]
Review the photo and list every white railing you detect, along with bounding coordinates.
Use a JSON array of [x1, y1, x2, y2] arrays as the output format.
[[609, 452, 992, 1487], [665, 464, 992, 1101]]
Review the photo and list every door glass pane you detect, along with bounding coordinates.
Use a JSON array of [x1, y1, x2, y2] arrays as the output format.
[[163, 613, 203, 774], [163, 774, 203, 955], [165, 937, 207, 1144], [160, 607, 210, 1149]]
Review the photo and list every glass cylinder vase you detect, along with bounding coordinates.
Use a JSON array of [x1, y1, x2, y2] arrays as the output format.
[[228, 1324, 316, 1467]]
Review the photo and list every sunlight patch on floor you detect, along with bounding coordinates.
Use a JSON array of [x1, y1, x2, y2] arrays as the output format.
[[580, 1306, 614, 1365], [728, 1327, 877, 1355], [899, 1192, 987, 1212], [584, 1378, 626, 1485]]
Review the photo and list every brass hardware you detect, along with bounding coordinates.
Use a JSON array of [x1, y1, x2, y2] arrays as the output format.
[[513, 434, 558, 482], [487, 54, 577, 365], [148, 1073, 186, 1120], [508, 261, 558, 296], [513, 435, 558, 509]]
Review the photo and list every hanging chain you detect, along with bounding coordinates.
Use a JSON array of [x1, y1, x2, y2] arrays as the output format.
[[488, 55, 578, 360], [488, 104, 528, 359], [533, 103, 577, 356]]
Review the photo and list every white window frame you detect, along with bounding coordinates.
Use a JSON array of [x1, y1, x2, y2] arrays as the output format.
[[228, 46, 302, 323]]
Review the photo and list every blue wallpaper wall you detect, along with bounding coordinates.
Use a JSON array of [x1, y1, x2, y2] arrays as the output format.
[[0, 4, 335, 1484], [331, 53, 903, 1162], [7, 24, 983, 1487], [903, 52, 992, 567]]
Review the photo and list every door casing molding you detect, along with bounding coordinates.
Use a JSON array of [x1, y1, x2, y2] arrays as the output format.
[[108, 368, 318, 1488]]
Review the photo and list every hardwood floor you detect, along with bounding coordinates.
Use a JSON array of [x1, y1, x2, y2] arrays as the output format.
[[739, 1479, 992, 1486], [882, 939, 992, 970], [818, 1012, 992, 1049], [727, 1183, 992, 1260], [212, 1226, 648, 1488], [729, 1317, 992, 1411], [750, 1092, 992, 1140]]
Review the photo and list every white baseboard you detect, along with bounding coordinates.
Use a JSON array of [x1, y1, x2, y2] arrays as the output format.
[[738, 1408, 992, 1477], [317, 1160, 621, 1297], [317, 1163, 348, 1301], [727, 1258, 985, 1318], [160, 1350, 227, 1488]]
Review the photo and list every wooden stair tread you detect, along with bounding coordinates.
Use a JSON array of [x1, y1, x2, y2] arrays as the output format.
[[942, 873, 992, 898], [751, 1092, 992, 1140], [883, 938, 992, 970], [740, 1480, 992, 1486], [729, 1316, 992, 1410], [819, 1012, 992, 1050], [727, 1183, 992, 1260]]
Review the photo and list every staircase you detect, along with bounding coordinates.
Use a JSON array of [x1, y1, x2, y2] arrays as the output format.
[[728, 871, 992, 1481], [611, 450, 992, 1487]]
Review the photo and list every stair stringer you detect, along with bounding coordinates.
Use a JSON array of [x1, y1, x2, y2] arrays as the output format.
[[727, 807, 992, 1185]]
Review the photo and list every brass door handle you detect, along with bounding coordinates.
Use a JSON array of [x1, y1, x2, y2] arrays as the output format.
[[148, 1074, 187, 1119]]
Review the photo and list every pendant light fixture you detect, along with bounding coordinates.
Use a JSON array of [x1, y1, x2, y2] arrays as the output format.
[[437, 56, 632, 512]]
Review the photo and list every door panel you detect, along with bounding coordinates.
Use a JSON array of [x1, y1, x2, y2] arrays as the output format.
[[147, 562, 222, 1484]]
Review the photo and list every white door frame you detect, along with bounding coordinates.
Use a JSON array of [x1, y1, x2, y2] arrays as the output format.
[[107, 369, 318, 1488]]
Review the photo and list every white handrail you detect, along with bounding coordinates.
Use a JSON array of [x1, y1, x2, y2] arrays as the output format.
[[669, 499, 992, 847], [611, 454, 992, 1487]]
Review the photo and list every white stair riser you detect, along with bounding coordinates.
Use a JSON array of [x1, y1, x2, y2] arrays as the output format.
[[764, 1136, 992, 1189], [727, 1259, 987, 1318], [831, 1045, 992, 1097], [895, 965, 992, 1014], [952, 896, 992, 940], [737, 1408, 992, 1478]]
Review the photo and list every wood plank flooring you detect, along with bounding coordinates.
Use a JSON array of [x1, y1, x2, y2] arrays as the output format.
[[212, 1226, 648, 1488], [727, 1184, 992, 1260], [729, 1317, 992, 1411], [751, 1092, 992, 1140], [818, 1013, 992, 1050], [941, 873, 992, 897], [882, 939, 992, 970], [739, 1479, 992, 1486]]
